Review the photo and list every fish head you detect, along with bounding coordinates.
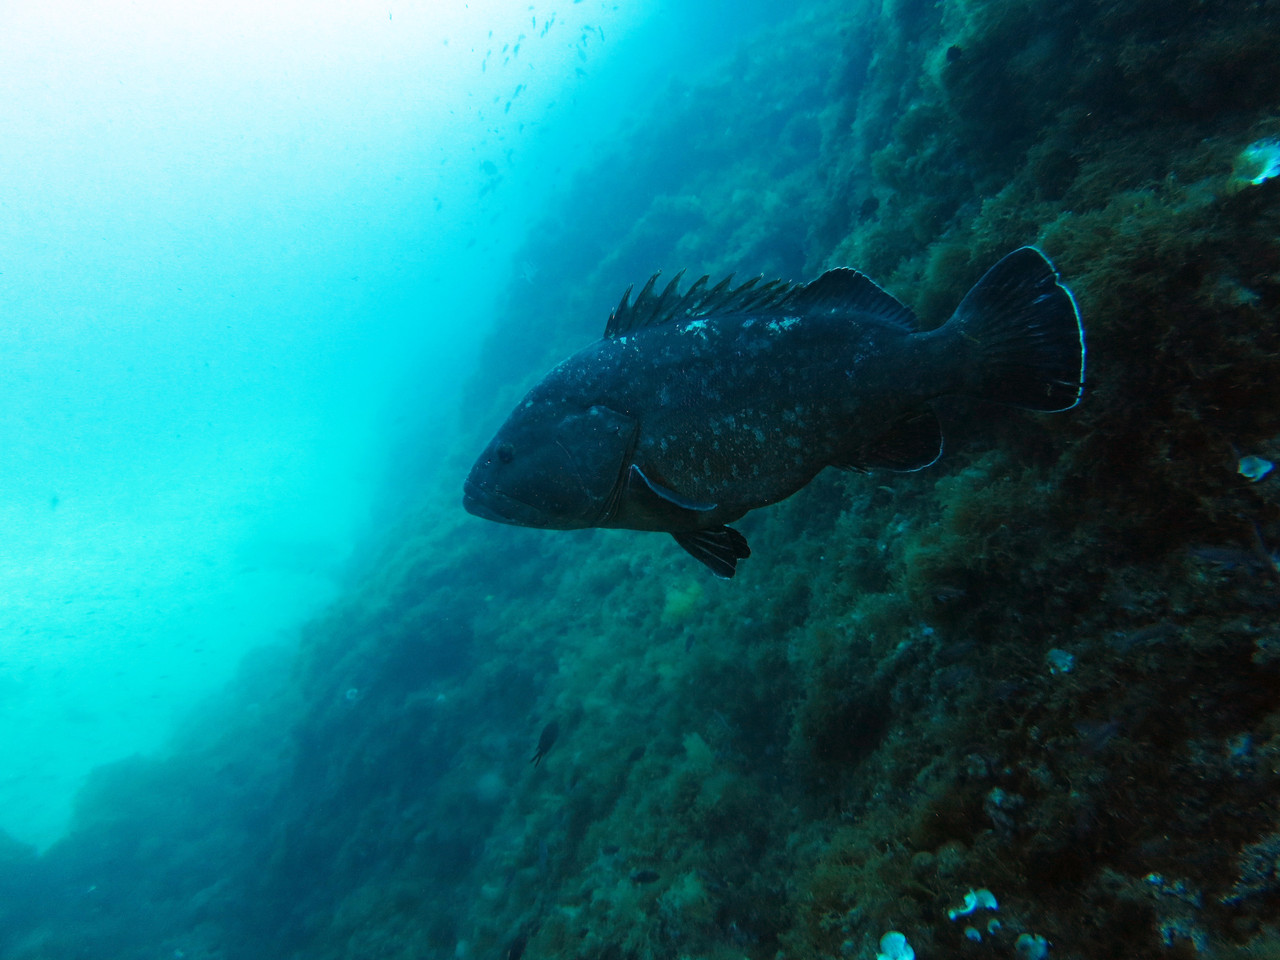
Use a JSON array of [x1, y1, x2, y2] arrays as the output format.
[[464, 400, 637, 529]]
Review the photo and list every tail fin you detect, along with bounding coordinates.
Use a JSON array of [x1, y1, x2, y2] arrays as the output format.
[[947, 246, 1085, 411]]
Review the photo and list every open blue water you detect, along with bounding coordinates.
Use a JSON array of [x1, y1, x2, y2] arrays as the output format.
[[0, 0, 770, 851]]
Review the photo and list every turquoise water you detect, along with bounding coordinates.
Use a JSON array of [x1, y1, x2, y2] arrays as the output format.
[[5, 0, 1280, 958], [0, 0, 767, 849]]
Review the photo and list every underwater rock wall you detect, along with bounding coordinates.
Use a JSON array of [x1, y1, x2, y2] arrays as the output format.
[[7, 0, 1280, 958], [362, 0, 1280, 955], [272, 0, 1280, 954]]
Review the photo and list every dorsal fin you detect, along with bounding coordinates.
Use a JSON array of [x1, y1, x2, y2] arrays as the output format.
[[605, 271, 805, 338], [603, 266, 917, 339], [790, 268, 918, 330]]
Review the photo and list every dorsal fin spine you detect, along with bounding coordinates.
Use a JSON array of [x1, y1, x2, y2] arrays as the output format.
[[608, 284, 636, 337], [605, 269, 844, 338], [700, 275, 736, 305], [676, 275, 711, 318], [636, 270, 684, 329]]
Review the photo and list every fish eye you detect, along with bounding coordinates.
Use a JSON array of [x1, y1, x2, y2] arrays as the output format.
[[497, 442, 515, 464]]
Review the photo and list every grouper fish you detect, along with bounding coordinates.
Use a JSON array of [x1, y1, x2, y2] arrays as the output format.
[[463, 247, 1085, 578]]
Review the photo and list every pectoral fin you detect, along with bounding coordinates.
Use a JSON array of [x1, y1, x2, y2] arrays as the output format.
[[626, 464, 718, 518], [672, 526, 751, 579]]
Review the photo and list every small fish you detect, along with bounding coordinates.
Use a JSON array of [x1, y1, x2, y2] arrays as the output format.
[[531, 720, 559, 766], [464, 248, 1085, 577], [504, 932, 527, 960]]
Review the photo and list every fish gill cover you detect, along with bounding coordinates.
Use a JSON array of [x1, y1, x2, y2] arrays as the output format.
[[5, 0, 1280, 958]]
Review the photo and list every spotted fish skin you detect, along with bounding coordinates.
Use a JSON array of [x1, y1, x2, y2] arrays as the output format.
[[463, 247, 1085, 577], [555, 310, 946, 523]]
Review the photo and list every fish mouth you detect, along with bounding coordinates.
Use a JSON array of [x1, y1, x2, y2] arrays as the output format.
[[462, 478, 514, 523], [463, 477, 548, 526]]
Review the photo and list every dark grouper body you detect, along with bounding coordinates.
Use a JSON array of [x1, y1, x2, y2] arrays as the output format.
[[464, 248, 1085, 577]]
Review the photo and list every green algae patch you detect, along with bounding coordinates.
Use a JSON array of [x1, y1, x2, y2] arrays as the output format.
[[661, 580, 705, 626], [895, 452, 1061, 611]]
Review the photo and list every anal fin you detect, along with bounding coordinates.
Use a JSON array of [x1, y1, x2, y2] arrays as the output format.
[[834, 408, 943, 472], [672, 526, 750, 579]]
